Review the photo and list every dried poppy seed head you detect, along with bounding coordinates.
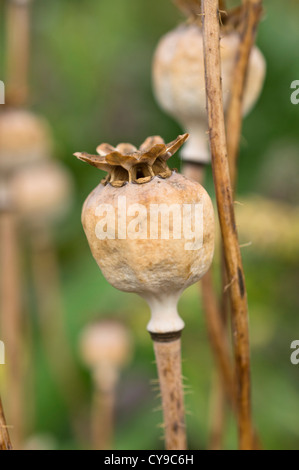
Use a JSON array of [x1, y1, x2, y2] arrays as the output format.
[[153, 24, 266, 164], [80, 319, 132, 370], [0, 109, 53, 172], [76, 134, 215, 334], [80, 319, 132, 390], [10, 160, 73, 225]]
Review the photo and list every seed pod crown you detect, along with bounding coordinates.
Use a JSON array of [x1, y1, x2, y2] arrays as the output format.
[[74, 134, 188, 187]]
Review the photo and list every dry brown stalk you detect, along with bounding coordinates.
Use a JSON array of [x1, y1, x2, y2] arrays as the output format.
[[208, 372, 226, 450], [201, 0, 254, 450], [91, 387, 115, 450], [6, 0, 32, 106], [0, 210, 23, 449], [219, 0, 226, 11], [183, 164, 235, 449], [30, 227, 84, 415], [202, 268, 261, 449], [201, 269, 235, 404], [0, 396, 12, 450], [219, 0, 263, 446], [226, 0, 263, 190], [151, 333, 187, 450]]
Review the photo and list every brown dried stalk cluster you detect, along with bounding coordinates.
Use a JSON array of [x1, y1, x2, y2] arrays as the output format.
[[75, 134, 188, 187]]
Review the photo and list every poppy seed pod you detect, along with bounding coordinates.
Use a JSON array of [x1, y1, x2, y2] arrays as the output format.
[[80, 319, 132, 390], [75, 134, 215, 334], [152, 23, 266, 164], [80, 320, 132, 372], [10, 160, 73, 226], [0, 109, 52, 172]]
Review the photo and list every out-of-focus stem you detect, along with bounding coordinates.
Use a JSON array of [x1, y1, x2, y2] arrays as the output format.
[[0, 210, 23, 449], [0, 396, 12, 450], [30, 225, 84, 413], [6, 0, 32, 106], [201, 270, 235, 403], [226, 0, 263, 190], [208, 372, 226, 450], [219, 0, 226, 11], [91, 385, 116, 450]]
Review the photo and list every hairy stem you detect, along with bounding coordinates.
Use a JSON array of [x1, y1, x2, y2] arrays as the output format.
[[201, 0, 254, 450], [151, 333, 187, 450]]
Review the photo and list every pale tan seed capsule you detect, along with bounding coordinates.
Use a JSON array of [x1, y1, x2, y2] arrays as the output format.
[[10, 160, 73, 225], [152, 24, 266, 164], [76, 134, 215, 334], [80, 320, 132, 372], [80, 319, 133, 392], [0, 109, 52, 171]]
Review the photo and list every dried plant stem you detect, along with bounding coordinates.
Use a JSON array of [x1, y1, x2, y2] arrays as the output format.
[[201, 0, 253, 450], [182, 164, 235, 407], [201, 270, 235, 404], [216, 0, 262, 446], [182, 161, 234, 447], [226, 0, 263, 189], [91, 386, 115, 450], [0, 396, 12, 450], [219, 0, 226, 11], [0, 210, 23, 449], [208, 372, 226, 450], [30, 227, 84, 413], [151, 333, 187, 450], [182, 165, 233, 449], [219, 0, 263, 445], [6, 0, 31, 106]]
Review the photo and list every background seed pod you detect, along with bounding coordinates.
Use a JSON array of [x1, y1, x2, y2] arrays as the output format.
[[10, 160, 73, 225], [0, 109, 53, 172], [153, 25, 266, 163]]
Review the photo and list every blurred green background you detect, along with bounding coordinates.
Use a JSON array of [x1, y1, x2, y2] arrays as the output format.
[[1, 0, 299, 450]]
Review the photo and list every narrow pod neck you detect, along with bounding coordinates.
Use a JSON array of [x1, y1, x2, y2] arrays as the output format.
[[143, 293, 185, 335], [180, 122, 210, 165]]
